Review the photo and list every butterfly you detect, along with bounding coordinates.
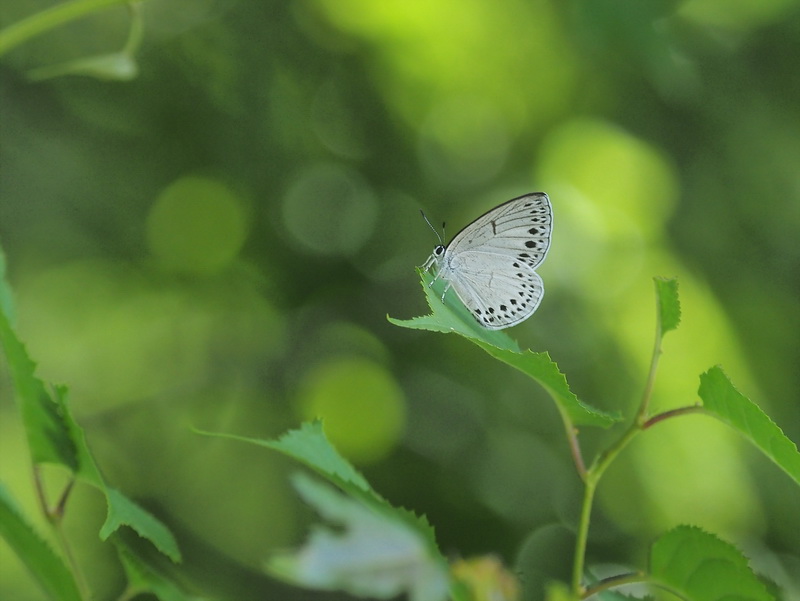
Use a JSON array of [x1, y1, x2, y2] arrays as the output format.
[[422, 192, 553, 330]]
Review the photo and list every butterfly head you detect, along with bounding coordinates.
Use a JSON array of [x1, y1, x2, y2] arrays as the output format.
[[433, 244, 445, 257]]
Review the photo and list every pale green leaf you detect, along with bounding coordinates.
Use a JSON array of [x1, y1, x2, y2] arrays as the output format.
[[269, 473, 450, 601]]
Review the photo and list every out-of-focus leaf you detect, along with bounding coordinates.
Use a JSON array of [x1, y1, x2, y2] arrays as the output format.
[[653, 277, 680, 336], [699, 366, 800, 487], [269, 472, 450, 601], [100, 488, 180, 561], [649, 525, 773, 601], [115, 542, 200, 601], [389, 271, 621, 428], [451, 556, 519, 601], [0, 482, 83, 601], [197, 420, 373, 497], [0, 307, 78, 469], [28, 52, 138, 82], [0, 303, 181, 562]]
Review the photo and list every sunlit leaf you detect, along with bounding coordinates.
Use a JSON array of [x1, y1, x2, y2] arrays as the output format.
[[649, 525, 772, 601], [653, 277, 680, 336], [699, 366, 800, 487], [389, 271, 621, 428], [0, 482, 82, 601], [269, 473, 450, 601]]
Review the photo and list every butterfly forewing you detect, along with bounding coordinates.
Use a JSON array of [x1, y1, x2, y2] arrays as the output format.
[[428, 192, 553, 330]]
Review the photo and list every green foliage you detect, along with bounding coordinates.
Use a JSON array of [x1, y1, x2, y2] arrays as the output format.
[[654, 276, 681, 337], [389, 274, 798, 600], [389, 271, 622, 428], [0, 483, 82, 601], [699, 366, 800, 486], [650, 526, 772, 601], [203, 422, 450, 601], [0, 269, 184, 600]]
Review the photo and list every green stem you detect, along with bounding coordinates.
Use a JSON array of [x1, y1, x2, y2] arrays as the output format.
[[570, 422, 641, 594], [32, 467, 90, 600], [0, 0, 141, 57]]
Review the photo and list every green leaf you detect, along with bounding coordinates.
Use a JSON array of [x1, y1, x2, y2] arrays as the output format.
[[197, 420, 374, 498], [0, 310, 79, 469], [0, 245, 15, 322], [0, 303, 181, 562], [390, 271, 621, 429], [28, 52, 138, 82], [101, 488, 180, 561], [699, 366, 800, 487], [649, 525, 773, 601], [269, 472, 450, 601], [0, 482, 83, 601], [471, 344, 620, 428], [115, 542, 200, 601], [388, 269, 520, 352], [653, 277, 680, 336]]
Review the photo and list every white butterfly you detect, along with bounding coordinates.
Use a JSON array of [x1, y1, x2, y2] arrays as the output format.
[[422, 193, 553, 330]]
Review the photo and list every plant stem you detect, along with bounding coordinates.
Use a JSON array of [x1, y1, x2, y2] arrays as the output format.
[[32, 467, 90, 600], [642, 405, 704, 429], [581, 571, 646, 599], [0, 0, 143, 57], [570, 422, 640, 594]]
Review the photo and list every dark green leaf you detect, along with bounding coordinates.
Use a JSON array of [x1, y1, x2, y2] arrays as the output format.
[[699, 366, 800, 487], [0, 482, 83, 601], [650, 525, 772, 601], [115, 542, 199, 601]]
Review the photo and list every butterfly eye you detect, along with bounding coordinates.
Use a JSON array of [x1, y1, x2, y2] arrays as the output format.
[[434, 245, 445, 256]]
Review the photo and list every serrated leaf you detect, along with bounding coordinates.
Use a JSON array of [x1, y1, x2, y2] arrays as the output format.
[[653, 277, 680, 336], [699, 366, 800, 487], [649, 526, 773, 601], [390, 271, 620, 429], [470, 344, 621, 428], [0, 482, 83, 601], [0, 309, 79, 469], [388, 269, 520, 352], [101, 488, 180, 561], [197, 421, 373, 497], [270, 473, 449, 601], [115, 542, 200, 601], [0, 303, 181, 562]]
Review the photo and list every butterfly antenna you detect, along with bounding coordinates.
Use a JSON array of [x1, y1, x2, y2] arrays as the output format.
[[420, 210, 444, 244]]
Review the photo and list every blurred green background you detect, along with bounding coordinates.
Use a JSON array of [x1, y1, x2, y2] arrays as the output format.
[[1, 0, 799, 599]]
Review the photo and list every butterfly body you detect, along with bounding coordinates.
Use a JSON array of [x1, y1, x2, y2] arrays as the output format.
[[423, 193, 552, 330]]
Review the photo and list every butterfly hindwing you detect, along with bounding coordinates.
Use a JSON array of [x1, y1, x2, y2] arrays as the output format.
[[425, 192, 552, 330], [446, 259, 544, 329]]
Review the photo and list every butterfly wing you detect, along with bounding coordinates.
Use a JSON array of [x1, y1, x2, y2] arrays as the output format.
[[440, 193, 552, 329], [445, 261, 544, 329], [446, 193, 552, 270]]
